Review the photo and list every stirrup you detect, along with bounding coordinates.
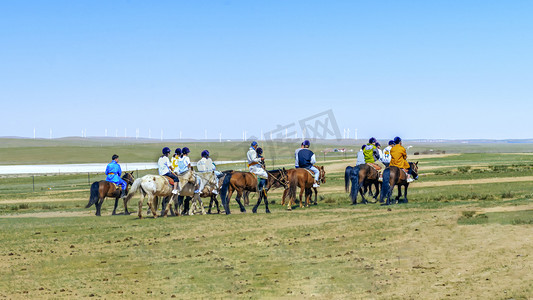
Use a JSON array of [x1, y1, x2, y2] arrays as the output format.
[[172, 189, 178, 194], [313, 183, 320, 188], [378, 177, 383, 182]]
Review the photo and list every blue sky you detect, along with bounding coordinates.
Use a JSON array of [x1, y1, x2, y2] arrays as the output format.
[[1, 1, 532, 140]]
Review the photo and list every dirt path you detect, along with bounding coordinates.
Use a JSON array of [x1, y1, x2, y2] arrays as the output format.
[[414, 176, 533, 188]]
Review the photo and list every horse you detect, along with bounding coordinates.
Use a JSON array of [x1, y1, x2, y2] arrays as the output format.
[[285, 166, 326, 210], [219, 168, 288, 214], [380, 162, 419, 205], [86, 171, 135, 216], [344, 164, 381, 205], [161, 170, 207, 217], [125, 173, 187, 219]]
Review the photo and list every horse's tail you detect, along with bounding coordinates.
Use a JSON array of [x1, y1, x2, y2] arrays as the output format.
[[85, 182, 100, 208], [380, 168, 391, 202], [288, 172, 299, 204], [349, 166, 360, 204], [219, 172, 233, 212], [125, 178, 142, 203], [344, 166, 353, 193]]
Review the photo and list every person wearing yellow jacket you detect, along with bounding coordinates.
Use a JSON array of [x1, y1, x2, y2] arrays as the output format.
[[389, 136, 416, 183]]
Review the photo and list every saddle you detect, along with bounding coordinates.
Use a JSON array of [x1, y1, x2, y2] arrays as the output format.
[[368, 163, 382, 171], [107, 182, 121, 190], [163, 176, 175, 186], [302, 168, 315, 177], [400, 169, 409, 180]]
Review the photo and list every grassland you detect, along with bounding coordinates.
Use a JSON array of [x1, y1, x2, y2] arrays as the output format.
[[0, 139, 532, 299]]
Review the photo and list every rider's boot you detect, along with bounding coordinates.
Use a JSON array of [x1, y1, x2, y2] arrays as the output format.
[[313, 180, 320, 188], [406, 174, 414, 183], [120, 188, 126, 198]]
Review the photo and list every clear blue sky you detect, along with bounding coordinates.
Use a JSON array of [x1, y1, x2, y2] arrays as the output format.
[[1, 1, 532, 140]]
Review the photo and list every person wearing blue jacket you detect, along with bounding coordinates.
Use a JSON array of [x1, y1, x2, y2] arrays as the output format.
[[296, 140, 320, 188], [105, 154, 127, 198]]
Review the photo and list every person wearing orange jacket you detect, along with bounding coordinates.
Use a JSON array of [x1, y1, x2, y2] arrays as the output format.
[[389, 136, 416, 183]]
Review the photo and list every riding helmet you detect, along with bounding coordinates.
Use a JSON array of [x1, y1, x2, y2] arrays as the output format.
[[182, 147, 190, 154], [251, 141, 258, 147], [303, 140, 310, 146], [162, 147, 171, 155], [369, 137, 377, 144], [112, 154, 119, 160], [201, 150, 209, 158], [375, 142, 381, 147], [388, 140, 394, 146], [175, 148, 182, 155], [394, 136, 402, 144], [256, 147, 263, 155]]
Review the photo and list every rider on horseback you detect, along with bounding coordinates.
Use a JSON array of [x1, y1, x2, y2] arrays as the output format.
[[296, 140, 320, 188], [381, 140, 394, 167], [390, 136, 416, 183], [247, 141, 268, 191], [158, 147, 179, 194], [171, 148, 181, 172], [105, 154, 128, 198], [364, 137, 386, 181], [196, 149, 223, 194]]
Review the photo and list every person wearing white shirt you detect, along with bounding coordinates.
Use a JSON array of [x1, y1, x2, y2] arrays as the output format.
[[381, 140, 394, 167], [158, 147, 179, 194], [356, 145, 366, 166], [247, 141, 268, 191]]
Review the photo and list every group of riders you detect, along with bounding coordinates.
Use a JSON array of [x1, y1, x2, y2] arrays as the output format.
[[356, 136, 418, 183], [104, 136, 416, 199]]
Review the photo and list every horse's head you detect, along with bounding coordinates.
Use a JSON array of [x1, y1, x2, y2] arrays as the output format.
[[409, 161, 419, 180], [122, 171, 135, 185], [318, 166, 326, 184]]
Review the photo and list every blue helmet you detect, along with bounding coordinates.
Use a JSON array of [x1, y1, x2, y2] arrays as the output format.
[[201, 150, 209, 158], [162, 147, 171, 155], [394, 136, 402, 144], [256, 147, 263, 155], [303, 140, 310, 146], [182, 147, 190, 154], [175, 148, 182, 155], [375, 142, 381, 147], [369, 137, 377, 144], [388, 140, 395, 146], [251, 141, 258, 147]]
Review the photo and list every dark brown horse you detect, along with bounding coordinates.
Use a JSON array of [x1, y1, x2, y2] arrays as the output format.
[[219, 169, 288, 214], [86, 172, 135, 216], [380, 162, 419, 205], [285, 166, 326, 210], [344, 164, 381, 205]]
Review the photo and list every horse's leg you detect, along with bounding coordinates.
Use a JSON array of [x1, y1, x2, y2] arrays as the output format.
[[252, 191, 262, 213], [281, 189, 288, 206], [403, 185, 409, 203], [360, 178, 368, 204], [374, 181, 380, 200], [149, 195, 158, 218], [112, 197, 119, 215], [212, 194, 220, 214], [235, 190, 246, 213], [196, 194, 206, 215], [138, 193, 145, 219], [123, 196, 130, 215], [299, 186, 304, 208], [95, 197, 104, 216], [264, 192, 270, 213], [313, 187, 318, 205], [304, 188, 311, 207], [243, 190, 249, 206], [395, 185, 402, 204]]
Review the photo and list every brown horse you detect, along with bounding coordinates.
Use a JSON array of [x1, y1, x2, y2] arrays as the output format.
[[344, 164, 381, 205], [380, 162, 419, 205], [285, 166, 326, 210], [219, 169, 288, 214], [86, 171, 135, 216]]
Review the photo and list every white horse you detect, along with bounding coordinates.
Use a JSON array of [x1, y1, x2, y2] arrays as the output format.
[[162, 170, 214, 217], [125, 174, 178, 219]]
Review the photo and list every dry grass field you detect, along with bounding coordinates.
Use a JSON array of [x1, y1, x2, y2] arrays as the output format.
[[1, 141, 532, 299]]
